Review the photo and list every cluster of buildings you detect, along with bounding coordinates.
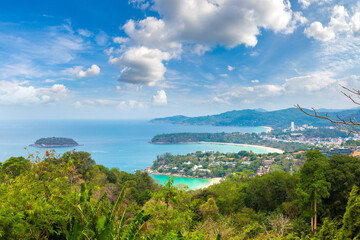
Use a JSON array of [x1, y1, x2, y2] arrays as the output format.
[[264, 122, 360, 147]]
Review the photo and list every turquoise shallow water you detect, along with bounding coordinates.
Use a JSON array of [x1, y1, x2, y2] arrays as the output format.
[[150, 175, 211, 190], [0, 120, 267, 189]]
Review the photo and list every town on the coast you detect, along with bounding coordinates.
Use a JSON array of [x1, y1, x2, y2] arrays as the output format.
[[146, 122, 360, 179]]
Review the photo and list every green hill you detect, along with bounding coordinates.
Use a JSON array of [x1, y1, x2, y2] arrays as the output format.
[[30, 137, 79, 147], [150, 108, 360, 128]]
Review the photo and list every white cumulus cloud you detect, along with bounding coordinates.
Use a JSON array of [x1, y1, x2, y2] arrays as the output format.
[[110, 0, 306, 86], [0, 81, 68, 105], [77, 65, 100, 78], [109, 46, 170, 86], [63, 64, 100, 78], [152, 89, 167, 106], [227, 65, 235, 71], [304, 5, 359, 41]]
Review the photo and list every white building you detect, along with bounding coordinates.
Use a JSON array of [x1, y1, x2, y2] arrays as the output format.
[[291, 122, 295, 132]]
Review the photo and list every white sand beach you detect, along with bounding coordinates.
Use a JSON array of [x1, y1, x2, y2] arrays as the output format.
[[202, 177, 222, 188], [262, 126, 273, 133], [199, 141, 284, 154]]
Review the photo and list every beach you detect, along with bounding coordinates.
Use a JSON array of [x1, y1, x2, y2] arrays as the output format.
[[198, 141, 284, 154], [150, 174, 223, 190], [262, 126, 273, 133], [207, 177, 222, 187]]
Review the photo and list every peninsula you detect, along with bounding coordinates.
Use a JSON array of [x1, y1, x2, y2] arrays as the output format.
[[30, 137, 80, 148]]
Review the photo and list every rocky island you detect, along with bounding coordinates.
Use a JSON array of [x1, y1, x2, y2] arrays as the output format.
[[30, 137, 80, 148]]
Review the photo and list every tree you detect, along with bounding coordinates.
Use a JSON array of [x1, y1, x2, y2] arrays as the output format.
[[296, 150, 330, 234], [323, 154, 360, 218], [1, 156, 31, 177], [339, 185, 360, 239]]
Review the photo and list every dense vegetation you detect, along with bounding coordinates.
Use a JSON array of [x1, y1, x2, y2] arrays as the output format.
[[151, 108, 360, 128], [1, 149, 360, 239], [151, 132, 310, 152], [31, 137, 79, 147], [342, 139, 360, 146], [269, 128, 349, 139], [150, 150, 305, 178]]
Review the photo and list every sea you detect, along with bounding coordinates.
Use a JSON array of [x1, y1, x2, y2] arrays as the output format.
[[0, 120, 268, 189]]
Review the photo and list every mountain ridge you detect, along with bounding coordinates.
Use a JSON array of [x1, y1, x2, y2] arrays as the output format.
[[150, 107, 360, 128]]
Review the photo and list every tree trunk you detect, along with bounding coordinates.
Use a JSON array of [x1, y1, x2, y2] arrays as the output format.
[[311, 200, 314, 233], [314, 198, 317, 234]]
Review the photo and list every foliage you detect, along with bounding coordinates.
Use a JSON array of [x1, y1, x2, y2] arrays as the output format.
[[1, 148, 360, 239], [151, 132, 310, 152]]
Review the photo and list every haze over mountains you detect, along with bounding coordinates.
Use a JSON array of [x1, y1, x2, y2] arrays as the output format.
[[151, 108, 360, 128]]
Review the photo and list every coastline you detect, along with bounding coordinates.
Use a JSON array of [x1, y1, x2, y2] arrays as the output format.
[[198, 141, 284, 154], [150, 141, 283, 153], [149, 173, 223, 189], [262, 126, 273, 133]]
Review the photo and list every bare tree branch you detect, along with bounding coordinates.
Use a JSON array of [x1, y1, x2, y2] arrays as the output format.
[[295, 84, 360, 135]]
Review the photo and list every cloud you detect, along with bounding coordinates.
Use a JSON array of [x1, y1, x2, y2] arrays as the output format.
[[0, 23, 86, 67], [298, 0, 331, 9], [304, 5, 355, 41], [152, 89, 167, 106], [111, 0, 306, 86], [109, 46, 170, 86], [113, 37, 128, 44], [227, 65, 235, 71], [78, 29, 92, 37], [0, 63, 49, 79], [95, 30, 109, 46], [129, 0, 150, 10], [63, 64, 100, 78], [150, 0, 299, 48], [77, 65, 100, 78], [75, 98, 147, 109], [123, 17, 182, 55], [213, 71, 338, 104], [0, 81, 68, 105], [283, 71, 336, 92], [304, 22, 335, 41]]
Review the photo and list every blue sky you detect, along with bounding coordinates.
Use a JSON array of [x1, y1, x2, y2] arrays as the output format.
[[1, 0, 360, 119]]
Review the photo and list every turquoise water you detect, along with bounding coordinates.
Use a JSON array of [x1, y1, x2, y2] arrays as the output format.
[[150, 175, 211, 190], [0, 120, 267, 189]]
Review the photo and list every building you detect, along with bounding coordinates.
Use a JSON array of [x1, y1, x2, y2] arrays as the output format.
[[291, 122, 295, 132]]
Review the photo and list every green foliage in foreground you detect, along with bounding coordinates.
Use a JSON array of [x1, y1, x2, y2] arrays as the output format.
[[1, 150, 360, 239]]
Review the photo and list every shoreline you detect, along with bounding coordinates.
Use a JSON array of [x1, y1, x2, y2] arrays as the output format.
[[198, 141, 284, 154], [149, 173, 223, 189], [151, 141, 284, 154], [262, 126, 273, 133]]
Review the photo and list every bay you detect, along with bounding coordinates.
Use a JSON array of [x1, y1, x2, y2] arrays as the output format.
[[0, 120, 268, 188]]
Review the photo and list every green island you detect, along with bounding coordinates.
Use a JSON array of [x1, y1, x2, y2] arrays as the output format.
[[1, 149, 360, 239], [30, 137, 80, 147], [150, 132, 311, 152]]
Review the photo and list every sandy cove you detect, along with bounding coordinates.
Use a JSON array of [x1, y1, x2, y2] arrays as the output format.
[[262, 126, 273, 133], [150, 172, 223, 189], [198, 141, 284, 154]]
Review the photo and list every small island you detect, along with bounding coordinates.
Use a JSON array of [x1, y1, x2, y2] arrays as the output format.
[[30, 137, 80, 148]]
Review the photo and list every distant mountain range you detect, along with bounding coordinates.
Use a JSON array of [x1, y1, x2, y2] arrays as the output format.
[[150, 108, 360, 128]]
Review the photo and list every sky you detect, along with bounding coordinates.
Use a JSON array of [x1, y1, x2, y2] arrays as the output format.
[[1, 0, 360, 119]]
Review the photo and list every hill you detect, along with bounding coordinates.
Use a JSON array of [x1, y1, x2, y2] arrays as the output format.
[[150, 108, 360, 128]]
